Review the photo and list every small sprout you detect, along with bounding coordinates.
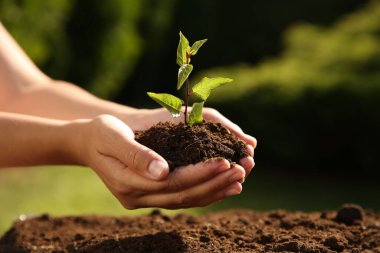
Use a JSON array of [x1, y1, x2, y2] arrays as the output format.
[[148, 32, 232, 126]]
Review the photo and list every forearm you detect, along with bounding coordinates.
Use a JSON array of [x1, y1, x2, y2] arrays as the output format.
[[0, 23, 140, 124], [0, 22, 50, 103], [1, 79, 139, 121], [0, 112, 81, 168]]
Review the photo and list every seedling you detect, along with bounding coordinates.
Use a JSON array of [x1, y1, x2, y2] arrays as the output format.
[[148, 32, 233, 125]]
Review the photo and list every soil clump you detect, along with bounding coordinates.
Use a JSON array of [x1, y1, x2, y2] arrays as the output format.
[[135, 122, 248, 170]]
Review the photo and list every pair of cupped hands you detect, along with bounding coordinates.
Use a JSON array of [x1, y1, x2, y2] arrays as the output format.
[[79, 107, 256, 209]]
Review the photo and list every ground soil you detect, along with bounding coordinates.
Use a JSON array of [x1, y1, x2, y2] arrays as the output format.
[[1, 204, 380, 253], [135, 122, 248, 170]]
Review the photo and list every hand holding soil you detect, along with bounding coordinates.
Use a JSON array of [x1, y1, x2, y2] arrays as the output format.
[[119, 107, 256, 174], [77, 114, 250, 209]]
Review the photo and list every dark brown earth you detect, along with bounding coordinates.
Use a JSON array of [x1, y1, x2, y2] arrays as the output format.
[[135, 122, 248, 170], [1, 204, 380, 253]]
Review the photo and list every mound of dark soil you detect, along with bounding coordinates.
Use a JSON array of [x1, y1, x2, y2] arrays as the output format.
[[1, 204, 380, 253], [135, 122, 248, 170]]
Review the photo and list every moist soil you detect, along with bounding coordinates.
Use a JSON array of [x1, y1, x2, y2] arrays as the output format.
[[135, 122, 248, 170], [1, 204, 380, 253]]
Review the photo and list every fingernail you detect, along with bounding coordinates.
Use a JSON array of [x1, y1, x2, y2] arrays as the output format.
[[148, 160, 167, 180], [225, 188, 240, 197]]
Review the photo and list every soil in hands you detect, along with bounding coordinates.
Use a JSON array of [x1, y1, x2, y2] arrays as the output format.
[[135, 122, 248, 170], [1, 204, 380, 253]]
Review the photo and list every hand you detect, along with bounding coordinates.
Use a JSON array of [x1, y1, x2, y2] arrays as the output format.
[[125, 107, 257, 176], [74, 115, 246, 209]]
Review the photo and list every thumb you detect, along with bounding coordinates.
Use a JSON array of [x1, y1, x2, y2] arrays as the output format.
[[96, 115, 170, 181], [123, 138, 170, 181]]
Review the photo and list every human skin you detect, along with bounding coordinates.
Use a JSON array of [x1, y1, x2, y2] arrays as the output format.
[[0, 22, 256, 209]]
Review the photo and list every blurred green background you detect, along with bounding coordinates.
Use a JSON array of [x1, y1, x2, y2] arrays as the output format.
[[1, 0, 380, 234]]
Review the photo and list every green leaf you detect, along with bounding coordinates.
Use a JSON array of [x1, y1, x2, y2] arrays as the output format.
[[188, 102, 204, 126], [189, 39, 207, 55], [147, 92, 183, 116], [192, 77, 233, 100], [176, 31, 190, 66], [177, 64, 193, 90]]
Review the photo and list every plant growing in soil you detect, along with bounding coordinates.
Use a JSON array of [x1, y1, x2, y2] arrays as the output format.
[[147, 32, 233, 125], [137, 32, 248, 170]]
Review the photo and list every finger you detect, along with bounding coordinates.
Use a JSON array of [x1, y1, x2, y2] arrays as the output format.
[[116, 157, 231, 194], [201, 181, 243, 206], [123, 140, 170, 181], [164, 158, 231, 191], [241, 133, 258, 149], [223, 182, 243, 198], [90, 153, 141, 207], [181, 181, 243, 208], [135, 165, 245, 209], [107, 122, 170, 181], [247, 145, 254, 156], [94, 115, 170, 181], [231, 163, 248, 183], [239, 156, 255, 176], [95, 155, 233, 196], [91, 153, 143, 192]]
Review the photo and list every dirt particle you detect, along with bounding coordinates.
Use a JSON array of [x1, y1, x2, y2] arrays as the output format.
[[320, 212, 328, 219], [212, 228, 230, 238], [274, 241, 299, 252], [186, 217, 198, 225], [268, 210, 286, 219], [161, 215, 171, 222], [258, 233, 275, 244], [335, 204, 364, 225], [74, 233, 85, 241], [324, 236, 345, 252], [199, 235, 210, 243], [280, 219, 295, 229], [150, 209, 161, 216], [38, 214, 51, 221]]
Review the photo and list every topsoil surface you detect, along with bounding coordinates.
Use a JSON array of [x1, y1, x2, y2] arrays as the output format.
[[135, 122, 248, 170], [1, 204, 380, 253]]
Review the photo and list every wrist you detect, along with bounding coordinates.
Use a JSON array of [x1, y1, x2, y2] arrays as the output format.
[[60, 118, 91, 166]]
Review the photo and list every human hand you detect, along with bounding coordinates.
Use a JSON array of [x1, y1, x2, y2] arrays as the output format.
[[125, 107, 256, 176], [73, 115, 245, 209]]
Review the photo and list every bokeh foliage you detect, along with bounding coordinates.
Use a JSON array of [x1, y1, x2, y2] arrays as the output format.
[[201, 1, 380, 173], [1, 0, 156, 98], [203, 1, 380, 101]]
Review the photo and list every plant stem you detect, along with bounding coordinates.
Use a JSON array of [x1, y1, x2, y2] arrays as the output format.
[[184, 52, 191, 125], [184, 79, 190, 125]]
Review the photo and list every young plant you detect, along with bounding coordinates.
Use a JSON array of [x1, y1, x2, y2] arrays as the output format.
[[148, 32, 232, 125]]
